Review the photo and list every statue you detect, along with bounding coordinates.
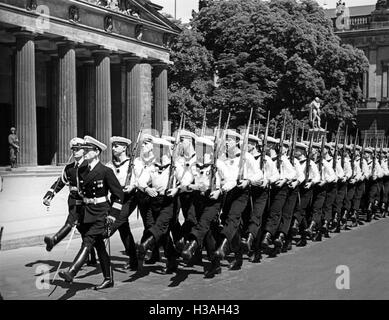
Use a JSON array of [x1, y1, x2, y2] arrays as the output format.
[[309, 97, 322, 130]]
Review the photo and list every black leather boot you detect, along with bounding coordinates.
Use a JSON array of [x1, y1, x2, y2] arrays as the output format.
[[274, 232, 285, 251], [145, 247, 160, 265], [123, 233, 138, 271], [94, 247, 114, 290], [241, 233, 254, 254], [175, 237, 186, 253], [44, 223, 72, 252], [138, 235, 155, 260], [305, 221, 317, 239], [86, 247, 97, 266], [214, 238, 229, 260], [181, 239, 198, 261], [296, 233, 307, 247], [381, 203, 387, 218], [350, 210, 358, 228], [366, 202, 372, 222], [249, 250, 262, 263], [261, 232, 273, 250], [241, 232, 254, 253], [290, 219, 299, 236], [322, 220, 330, 238], [313, 230, 322, 242], [204, 257, 221, 278], [229, 252, 243, 270], [373, 200, 380, 219], [59, 245, 90, 283]]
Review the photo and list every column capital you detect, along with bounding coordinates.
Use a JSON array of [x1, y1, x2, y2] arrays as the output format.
[[13, 30, 37, 47], [57, 40, 76, 50], [92, 49, 112, 63]]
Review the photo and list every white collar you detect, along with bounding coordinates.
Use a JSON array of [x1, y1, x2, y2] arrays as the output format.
[[88, 158, 100, 171]]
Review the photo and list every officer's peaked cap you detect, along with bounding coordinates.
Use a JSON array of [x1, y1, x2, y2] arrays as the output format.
[[69, 137, 85, 149], [196, 137, 214, 147], [248, 134, 260, 143], [110, 136, 132, 146], [141, 133, 154, 143], [180, 129, 197, 140], [83, 136, 107, 151], [153, 137, 172, 147], [295, 141, 308, 150], [161, 135, 176, 143], [226, 129, 242, 140]]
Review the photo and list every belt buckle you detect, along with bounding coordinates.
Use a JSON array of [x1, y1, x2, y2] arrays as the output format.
[[93, 197, 97, 205]]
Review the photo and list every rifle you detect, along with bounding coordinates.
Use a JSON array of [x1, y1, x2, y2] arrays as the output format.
[[301, 122, 305, 142], [341, 125, 348, 169], [305, 132, 314, 183], [201, 108, 207, 136], [360, 133, 367, 171], [318, 132, 326, 177], [276, 114, 287, 170], [209, 110, 223, 194], [237, 108, 253, 182], [289, 121, 297, 162], [351, 129, 359, 177], [125, 115, 145, 187], [333, 124, 341, 171], [379, 137, 384, 166], [372, 137, 377, 175], [166, 113, 184, 191], [260, 111, 270, 171]]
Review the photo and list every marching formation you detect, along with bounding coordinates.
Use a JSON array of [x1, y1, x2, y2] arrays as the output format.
[[42, 110, 389, 290]]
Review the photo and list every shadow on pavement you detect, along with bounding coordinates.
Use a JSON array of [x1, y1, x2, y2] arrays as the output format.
[[122, 265, 165, 283], [25, 260, 72, 273], [168, 268, 204, 287], [48, 279, 95, 300]]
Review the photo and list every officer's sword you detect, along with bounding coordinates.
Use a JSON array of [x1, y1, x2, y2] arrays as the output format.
[[48, 224, 77, 296]]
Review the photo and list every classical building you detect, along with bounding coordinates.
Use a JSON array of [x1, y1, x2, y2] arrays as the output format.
[[325, 0, 389, 139], [0, 0, 180, 166]]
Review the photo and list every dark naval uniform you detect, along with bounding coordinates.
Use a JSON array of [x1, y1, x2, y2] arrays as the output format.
[[60, 154, 124, 289], [43, 159, 88, 252]]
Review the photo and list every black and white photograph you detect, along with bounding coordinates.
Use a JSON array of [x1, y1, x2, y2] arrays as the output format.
[[0, 0, 388, 306]]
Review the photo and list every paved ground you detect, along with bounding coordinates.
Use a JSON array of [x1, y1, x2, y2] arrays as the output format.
[[1, 216, 389, 300]]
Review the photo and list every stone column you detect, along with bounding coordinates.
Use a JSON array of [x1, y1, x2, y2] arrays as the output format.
[[368, 46, 377, 108], [83, 62, 96, 136], [125, 57, 142, 144], [94, 50, 112, 163], [15, 32, 37, 166], [49, 56, 59, 165], [153, 63, 168, 135], [57, 41, 77, 165]]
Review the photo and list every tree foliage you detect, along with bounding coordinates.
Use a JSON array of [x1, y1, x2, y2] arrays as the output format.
[[167, 0, 369, 136]]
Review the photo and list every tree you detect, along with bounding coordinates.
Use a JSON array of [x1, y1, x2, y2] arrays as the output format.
[[167, 0, 368, 136]]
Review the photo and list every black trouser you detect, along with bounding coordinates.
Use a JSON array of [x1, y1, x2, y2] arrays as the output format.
[[264, 184, 289, 236], [383, 176, 389, 204], [110, 192, 138, 259], [294, 186, 313, 227], [323, 182, 337, 221], [311, 184, 327, 227], [177, 192, 197, 240], [278, 186, 299, 235], [366, 179, 380, 204], [334, 181, 347, 214], [353, 180, 365, 211], [219, 187, 249, 251], [189, 191, 221, 247], [343, 183, 356, 212], [140, 194, 175, 244], [242, 186, 268, 239]]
